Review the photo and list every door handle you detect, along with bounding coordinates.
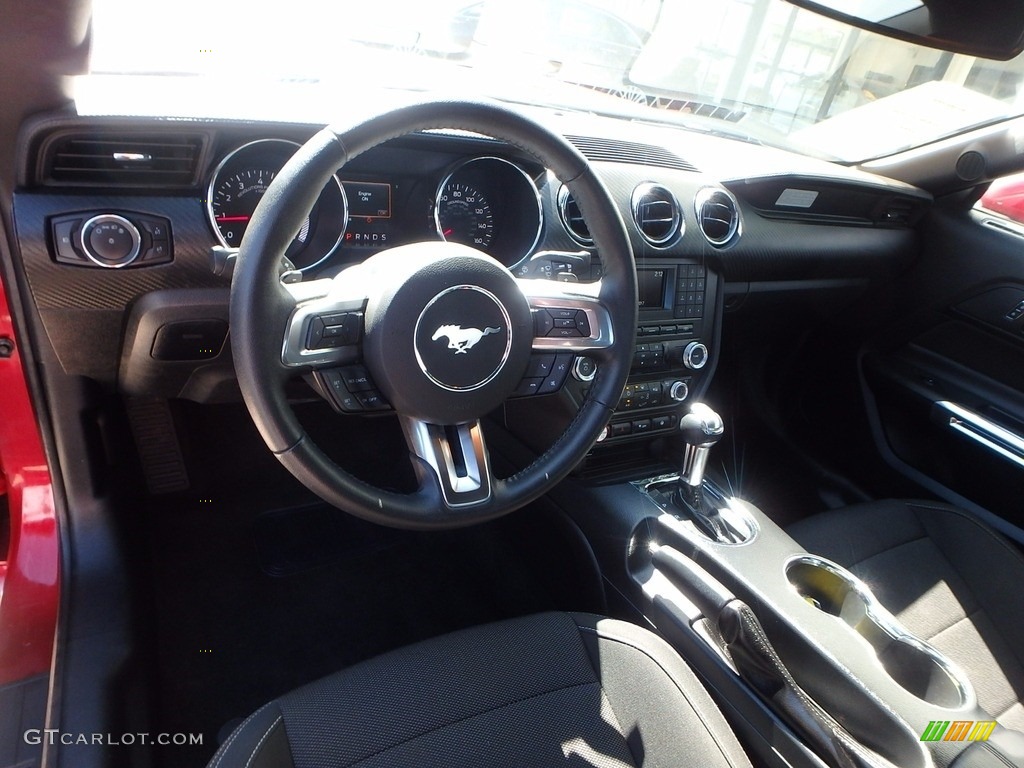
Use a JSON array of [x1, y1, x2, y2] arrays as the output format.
[[934, 400, 1024, 469]]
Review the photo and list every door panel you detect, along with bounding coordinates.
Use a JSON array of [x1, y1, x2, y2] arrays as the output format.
[[861, 206, 1024, 531]]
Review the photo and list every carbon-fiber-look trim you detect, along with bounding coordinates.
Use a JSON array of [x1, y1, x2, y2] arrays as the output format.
[[14, 192, 227, 380]]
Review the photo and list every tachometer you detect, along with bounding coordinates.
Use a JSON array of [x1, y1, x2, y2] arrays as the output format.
[[206, 139, 347, 271], [435, 182, 495, 250]]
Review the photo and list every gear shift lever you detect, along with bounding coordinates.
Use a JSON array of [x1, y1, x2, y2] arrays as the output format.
[[676, 403, 724, 511], [674, 403, 748, 542]]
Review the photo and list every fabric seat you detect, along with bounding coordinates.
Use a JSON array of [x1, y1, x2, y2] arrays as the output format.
[[787, 499, 1024, 731], [208, 612, 751, 768]]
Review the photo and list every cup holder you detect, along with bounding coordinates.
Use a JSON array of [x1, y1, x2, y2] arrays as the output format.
[[786, 556, 969, 709]]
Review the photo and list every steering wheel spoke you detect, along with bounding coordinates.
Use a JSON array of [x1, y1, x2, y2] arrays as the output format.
[[516, 277, 615, 359], [280, 274, 368, 371], [400, 417, 493, 509]]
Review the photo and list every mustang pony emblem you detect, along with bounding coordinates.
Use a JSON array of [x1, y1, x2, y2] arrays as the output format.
[[432, 324, 501, 354]]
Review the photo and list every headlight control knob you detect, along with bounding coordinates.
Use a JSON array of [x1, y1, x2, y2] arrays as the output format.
[[80, 214, 141, 268], [668, 380, 690, 403], [683, 341, 709, 370]]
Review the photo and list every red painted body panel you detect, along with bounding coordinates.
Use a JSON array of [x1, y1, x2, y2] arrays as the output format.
[[0, 273, 59, 684]]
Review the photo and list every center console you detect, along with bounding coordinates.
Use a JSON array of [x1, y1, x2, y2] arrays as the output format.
[[548, 403, 1024, 768]]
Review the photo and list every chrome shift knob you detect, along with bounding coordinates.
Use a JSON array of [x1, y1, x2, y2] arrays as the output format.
[[678, 403, 724, 490]]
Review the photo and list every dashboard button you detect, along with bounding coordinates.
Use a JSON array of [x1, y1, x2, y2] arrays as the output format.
[[632, 418, 652, 433], [52, 219, 83, 262], [652, 415, 673, 430], [610, 422, 632, 437]]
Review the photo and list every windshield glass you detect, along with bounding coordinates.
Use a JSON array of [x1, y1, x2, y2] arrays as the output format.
[[86, 0, 1024, 162]]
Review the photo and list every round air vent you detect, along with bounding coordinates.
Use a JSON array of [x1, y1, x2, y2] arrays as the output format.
[[557, 185, 593, 245], [631, 183, 682, 247], [695, 187, 741, 246]]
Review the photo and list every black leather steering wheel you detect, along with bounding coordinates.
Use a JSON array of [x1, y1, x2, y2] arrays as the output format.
[[230, 100, 636, 529]]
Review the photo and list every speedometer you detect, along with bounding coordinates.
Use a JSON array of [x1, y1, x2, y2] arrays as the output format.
[[435, 182, 495, 250], [206, 139, 347, 271], [432, 156, 543, 268]]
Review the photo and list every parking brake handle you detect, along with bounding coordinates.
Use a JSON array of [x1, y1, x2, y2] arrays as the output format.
[[653, 546, 897, 768]]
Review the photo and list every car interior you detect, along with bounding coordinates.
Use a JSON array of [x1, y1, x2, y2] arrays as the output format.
[[3, 1, 1024, 767]]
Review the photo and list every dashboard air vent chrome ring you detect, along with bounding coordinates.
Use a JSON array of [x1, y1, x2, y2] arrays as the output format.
[[631, 183, 682, 247], [695, 187, 741, 246]]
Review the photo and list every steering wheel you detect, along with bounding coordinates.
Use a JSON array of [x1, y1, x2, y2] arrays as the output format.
[[230, 100, 637, 529]]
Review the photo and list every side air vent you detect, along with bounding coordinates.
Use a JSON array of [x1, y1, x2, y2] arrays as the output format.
[[40, 131, 206, 187], [695, 187, 740, 246], [631, 183, 682, 246], [565, 135, 698, 173], [557, 185, 593, 245]]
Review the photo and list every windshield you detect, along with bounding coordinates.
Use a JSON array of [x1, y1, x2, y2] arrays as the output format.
[[86, 0, 1024, 162]]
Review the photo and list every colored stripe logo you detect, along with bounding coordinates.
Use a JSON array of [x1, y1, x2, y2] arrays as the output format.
[[920, 721, 997, 742]]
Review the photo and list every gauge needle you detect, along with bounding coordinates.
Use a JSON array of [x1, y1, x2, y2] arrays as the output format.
[[216, 215, 251, 222], [443, 228, 453, 236]]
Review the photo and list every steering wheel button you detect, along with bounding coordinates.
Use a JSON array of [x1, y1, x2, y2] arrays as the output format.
[[575, 312, 591, 336], [355, 391, 389, 411], [525, 354, 556, 378], [341, 366, 373, 392], [533, 310, 555, 337], [553, 317, 576, 329], [512, 377, 543, 397], [551, 308, 577, 320], [549, 327, 583, 338]]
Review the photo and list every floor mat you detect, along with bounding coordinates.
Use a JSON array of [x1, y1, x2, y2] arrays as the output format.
[[150, 493, 563, 768], [252, 503, 391, 577]]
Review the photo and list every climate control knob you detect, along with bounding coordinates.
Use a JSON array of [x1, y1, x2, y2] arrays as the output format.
[[668, 380, 690, 403], [683, 341, 709, 370], [80, 214, 141, 268]]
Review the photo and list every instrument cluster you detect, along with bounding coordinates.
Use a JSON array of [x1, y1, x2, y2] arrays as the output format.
[[205, 140, 546, 274]]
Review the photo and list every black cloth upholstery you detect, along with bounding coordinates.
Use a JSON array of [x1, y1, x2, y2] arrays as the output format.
[[208, 612, 751, 768], [787, 499, 1024, 731]]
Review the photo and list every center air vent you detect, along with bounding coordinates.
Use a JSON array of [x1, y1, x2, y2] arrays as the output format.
[[695, 187, 741, 246], [40, 131, 206, 188], [631, 183, 682, 247], [557, 185, 593, 245]]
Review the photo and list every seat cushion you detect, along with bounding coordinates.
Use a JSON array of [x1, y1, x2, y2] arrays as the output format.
[[787, 499, 1024, 731], [208, 612, 751, 768]]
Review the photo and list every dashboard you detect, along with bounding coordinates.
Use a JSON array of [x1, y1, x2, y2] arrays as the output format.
[[10, 110, 931, 467]]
